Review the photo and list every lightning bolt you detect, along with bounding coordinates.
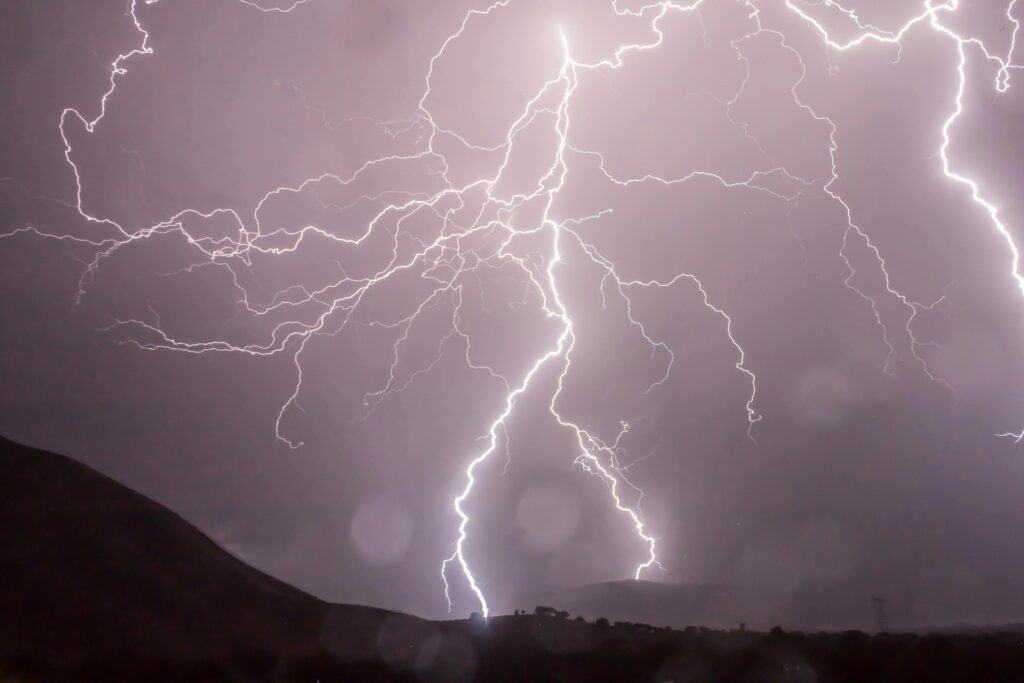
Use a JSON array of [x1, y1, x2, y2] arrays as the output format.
[[775, 0, 1023, 432], [4, 0, 1024, 618]]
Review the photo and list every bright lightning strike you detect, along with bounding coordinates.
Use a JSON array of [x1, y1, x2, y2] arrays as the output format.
[[4, 0, 1024, 618]]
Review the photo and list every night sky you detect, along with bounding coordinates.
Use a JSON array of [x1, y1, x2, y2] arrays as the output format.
[[3, 0, 1024, 626]]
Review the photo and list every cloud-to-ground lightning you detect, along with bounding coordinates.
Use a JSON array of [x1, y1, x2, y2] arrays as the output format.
[[4, 0, 1024, 617]]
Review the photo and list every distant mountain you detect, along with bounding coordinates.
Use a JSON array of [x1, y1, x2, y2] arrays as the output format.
[[0, 435, 426, 668], [532, 576, 1024, 634], [530, 578, 884, 632]]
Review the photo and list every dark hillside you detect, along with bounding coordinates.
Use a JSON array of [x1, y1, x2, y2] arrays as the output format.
[[0, 435, 411, 665]]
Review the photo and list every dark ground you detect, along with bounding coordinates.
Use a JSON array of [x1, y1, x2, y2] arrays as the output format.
[[7, 617, 1024, 683], [2, 434, 1024, 683]]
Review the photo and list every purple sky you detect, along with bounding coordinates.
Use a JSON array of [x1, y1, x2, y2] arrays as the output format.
[[3, 0, 1024, 625]]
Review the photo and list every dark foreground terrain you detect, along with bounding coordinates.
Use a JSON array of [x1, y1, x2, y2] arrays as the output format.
[[2, 435, 1024, 683], [8, 620, 1024, 683]]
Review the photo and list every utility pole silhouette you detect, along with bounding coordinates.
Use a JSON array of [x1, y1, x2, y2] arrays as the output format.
[[872, 595, 891, 633]]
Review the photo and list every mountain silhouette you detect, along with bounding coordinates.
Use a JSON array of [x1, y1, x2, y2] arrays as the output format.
[[5, 434, 1024, 683], [530, 578, 876, 632], [0, 434, 425, 667]]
